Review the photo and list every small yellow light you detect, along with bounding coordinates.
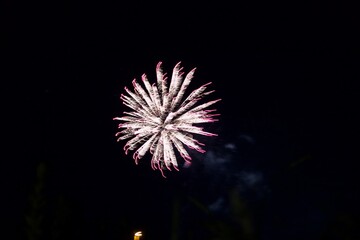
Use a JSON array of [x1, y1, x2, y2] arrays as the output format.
[[134, 231, 142, 240]]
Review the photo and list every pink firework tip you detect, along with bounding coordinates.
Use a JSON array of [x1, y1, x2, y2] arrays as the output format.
[[202, 82, 212, 87], [132, 79, 137, 87], [156, 61, 163, 69]]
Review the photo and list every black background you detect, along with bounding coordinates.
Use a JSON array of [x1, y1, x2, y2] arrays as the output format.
[[3, 1, 359, 239]]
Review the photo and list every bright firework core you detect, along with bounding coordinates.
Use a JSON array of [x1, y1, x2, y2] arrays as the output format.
[[113, 61, 221, 177]]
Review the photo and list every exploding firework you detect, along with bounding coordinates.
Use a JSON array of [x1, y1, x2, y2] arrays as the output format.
[[113, 61, 221, 177]]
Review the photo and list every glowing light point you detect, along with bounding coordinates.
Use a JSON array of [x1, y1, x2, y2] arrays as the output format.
[[134, 231, 142, 240], [114, 61, 221, 177]]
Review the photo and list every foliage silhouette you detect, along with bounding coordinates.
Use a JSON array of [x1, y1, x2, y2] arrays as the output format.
[[25, 162, 47, 240]]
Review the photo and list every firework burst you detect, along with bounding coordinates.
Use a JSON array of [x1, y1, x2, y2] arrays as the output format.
[[113, 61, 221, 177]]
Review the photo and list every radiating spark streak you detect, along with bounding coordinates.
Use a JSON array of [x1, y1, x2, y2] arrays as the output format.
[[113, 61, 221, 177]]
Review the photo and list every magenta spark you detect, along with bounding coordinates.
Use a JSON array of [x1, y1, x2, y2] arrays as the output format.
[[113, 61, 221, 177]]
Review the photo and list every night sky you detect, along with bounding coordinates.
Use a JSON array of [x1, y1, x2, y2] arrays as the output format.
[[3, 1, 359, 240]]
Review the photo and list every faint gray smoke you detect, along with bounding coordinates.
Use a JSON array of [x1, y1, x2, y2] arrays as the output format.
[[194, 134, 270, 213]]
